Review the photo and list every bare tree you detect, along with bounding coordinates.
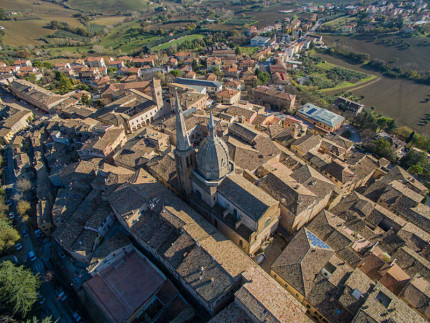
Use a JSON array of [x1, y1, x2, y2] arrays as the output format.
[[17, 200, 30, 217], [12, 193, 22, 202], [16, 177, 32, 193]]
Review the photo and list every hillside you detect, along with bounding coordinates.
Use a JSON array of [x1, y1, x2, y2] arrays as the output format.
[[65, 0, 151, 13]]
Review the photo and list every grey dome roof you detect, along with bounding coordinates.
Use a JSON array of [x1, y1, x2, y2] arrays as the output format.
[[196, 113, 232, 180]]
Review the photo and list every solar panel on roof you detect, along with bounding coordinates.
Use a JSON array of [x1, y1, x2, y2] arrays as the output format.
[[307, 108, 317, 115], [306, 230, 331, 249]]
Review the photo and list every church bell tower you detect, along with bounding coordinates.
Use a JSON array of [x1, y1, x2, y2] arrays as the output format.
[[173, 90, 196, 199]]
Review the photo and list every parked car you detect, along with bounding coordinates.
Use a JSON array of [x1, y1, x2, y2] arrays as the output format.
[[22, 230, 28, 238], [6, 200, 12, 206], [9, 212, 14, 220], [38, 294, 46, 305], [56, 288, 68, 301], [34, 229, 42, 238], [72, 312, 82, 322], [28, 251, 37, 262], [15, 243, 22, 251]]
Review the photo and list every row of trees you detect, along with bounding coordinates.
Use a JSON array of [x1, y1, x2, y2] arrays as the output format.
[[0, 169, 20, 253], [48, 21, 93, 38], [352, 110, 397, 133]]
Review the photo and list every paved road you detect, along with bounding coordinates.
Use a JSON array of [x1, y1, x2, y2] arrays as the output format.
[[4, 148, 75, 323], [309, 19, 323, 33]]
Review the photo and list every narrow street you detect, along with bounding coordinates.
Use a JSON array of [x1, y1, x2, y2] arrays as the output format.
[[3, 147, 75, 323]]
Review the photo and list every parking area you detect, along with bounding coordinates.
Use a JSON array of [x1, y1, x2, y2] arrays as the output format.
[[252, 233, 288, 274]]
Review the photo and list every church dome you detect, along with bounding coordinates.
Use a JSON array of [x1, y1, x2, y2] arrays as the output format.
[[197, 113, 232, 181]]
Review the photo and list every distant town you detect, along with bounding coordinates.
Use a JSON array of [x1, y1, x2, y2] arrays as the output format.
[[0, 0, 430, 322]]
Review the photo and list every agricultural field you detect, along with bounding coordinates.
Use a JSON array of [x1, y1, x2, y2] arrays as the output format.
[[225, 17, 258, 27], [0, 0, 83, 46], [98, 20, 155, 53], [251, 4, 300, 27], [315, 61, 377, 93], [322, 16, 356, 29], [323, 34, 430, 72], [238, 46, 258, 56], [91, 16, 126, 26], [298, 56, 376, 93], [152, 34, 204, 51], [65, 0, 152, 14], [315, 52, 430, 136]]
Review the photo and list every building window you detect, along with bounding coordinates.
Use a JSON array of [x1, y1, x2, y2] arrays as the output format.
[[264, 218, 271, 228]]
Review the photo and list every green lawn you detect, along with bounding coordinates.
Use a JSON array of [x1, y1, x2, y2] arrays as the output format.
[[151, 34, 204, 51], [316, 61, 338, 70], [313, 60, 377, 92], [49, 45, 91, 56], [99, 20, 156, 53], [323, 16, 356, 28], [238, 46, 258, 56]]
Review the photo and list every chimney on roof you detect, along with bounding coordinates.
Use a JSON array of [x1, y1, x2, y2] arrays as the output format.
[[390, 259, 397, 267]]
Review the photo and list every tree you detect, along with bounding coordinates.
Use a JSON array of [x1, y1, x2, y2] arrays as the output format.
[[406, 130, 415, 143], [409, 164, 424, 175], [81, 94, 90, 106], [0, 261, 40, 317], [353, 110, 378, 131], [255, 68, 270, 85], [15, 50, 31, 59], [376, 117, 389, 131], [386, 118, 397, 133], [0, 8, 7, 20], [169, 69, 182, 77], [191, 59, 199, 72], [400, 150, 427, 169], [0, 196, 8, 217], [17, 200, 30, 217], [367, 138, 397, 162], [16, 178, 32, 193], [411, 133, 430, 152], [0, 219, 20, 252], [55, 72, 73, 95]]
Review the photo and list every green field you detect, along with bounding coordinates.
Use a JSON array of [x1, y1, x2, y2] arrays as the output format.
[[315, 61, 377, 92], [151, 34, 204, 51], [98, 20, 156, 53], [238, 46, 258, 56], [224, 17, 257, 27], [0, 0, 83, 46], [322, 16, 356, 29], [65, 0, 152, 13], [319, 75, 377, 93]]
